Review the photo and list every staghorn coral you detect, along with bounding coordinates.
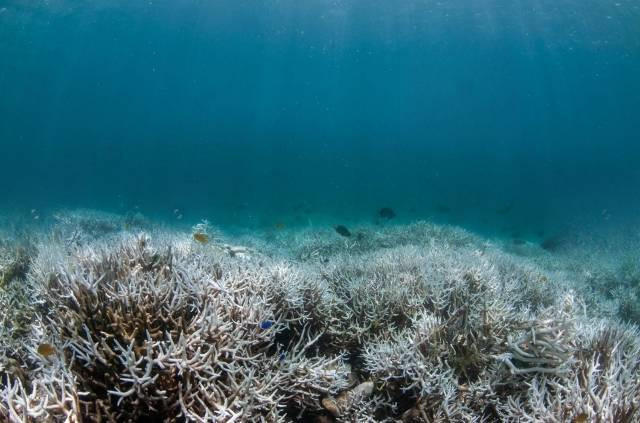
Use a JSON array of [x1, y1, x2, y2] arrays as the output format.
[[1, 233, 349, 422], [1, 216, 639, 422], [495, 320, 640, 422]]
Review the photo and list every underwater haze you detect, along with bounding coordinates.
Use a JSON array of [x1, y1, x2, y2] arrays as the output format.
[[1, 0, 640, 235], [5, 2, 640, 421]]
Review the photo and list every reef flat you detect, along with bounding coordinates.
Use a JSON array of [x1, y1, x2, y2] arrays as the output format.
[[1, 209, 639, 422]]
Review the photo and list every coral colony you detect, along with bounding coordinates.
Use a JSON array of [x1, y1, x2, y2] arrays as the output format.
[[1, 209, 639, 422]]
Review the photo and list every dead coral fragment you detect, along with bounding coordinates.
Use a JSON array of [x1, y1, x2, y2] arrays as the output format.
[[222, 244, 251, 258], [321, 381, 374, 417]]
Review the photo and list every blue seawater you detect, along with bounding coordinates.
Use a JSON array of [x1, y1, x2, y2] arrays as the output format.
[[0, 0, 639, 237]]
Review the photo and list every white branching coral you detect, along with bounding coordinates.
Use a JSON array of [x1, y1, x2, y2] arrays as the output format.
[[1, 233, 349, 422], [1, 215, 639, 422], [495, 320, 640, 422], [496, 295, 578, 376]]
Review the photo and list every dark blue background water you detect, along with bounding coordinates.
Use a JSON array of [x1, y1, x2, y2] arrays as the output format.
[[1, 0, 639, 235]]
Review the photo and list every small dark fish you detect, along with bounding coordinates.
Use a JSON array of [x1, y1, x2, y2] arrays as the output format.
[[278, 352, 286, 362], [37, 343, 56, 358], [260, 320, 274, 330], [378, 207, 396, 219], [274, 222, 286, 230], [193, 232, 209, 244], [512, 238, 525, 245], [334, 225, 351, 237], [541, 235, 566, 252]]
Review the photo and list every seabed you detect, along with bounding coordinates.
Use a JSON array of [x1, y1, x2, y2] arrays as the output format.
[[1, 209, 639, 422]]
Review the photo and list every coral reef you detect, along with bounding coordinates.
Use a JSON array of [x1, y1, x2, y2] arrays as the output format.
[[1, 211, 639, 422], [0, 242, 32, 288], [1, 233, 348, 422]]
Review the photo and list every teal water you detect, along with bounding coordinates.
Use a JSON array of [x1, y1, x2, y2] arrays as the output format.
[[1, 0, 639, 237]]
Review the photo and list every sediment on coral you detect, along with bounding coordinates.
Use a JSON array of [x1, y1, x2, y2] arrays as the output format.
[[1, 213, 639, 422]]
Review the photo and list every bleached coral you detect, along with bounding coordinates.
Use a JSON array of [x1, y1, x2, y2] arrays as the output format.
[[1, 216, 639, 422], [1, 233, 349, 422], [495, 320, 640, 421]]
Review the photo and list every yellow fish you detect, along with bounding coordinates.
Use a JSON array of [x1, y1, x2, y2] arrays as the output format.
[[573, 414, 588, 423], [193, 232, 209, 244], [37, 343, 56, 358]]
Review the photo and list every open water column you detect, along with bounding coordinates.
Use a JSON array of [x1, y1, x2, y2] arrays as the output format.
[[1, 0, 640, 422]]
